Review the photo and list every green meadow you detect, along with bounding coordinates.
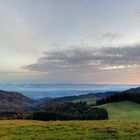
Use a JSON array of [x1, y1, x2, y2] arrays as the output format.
[[98, 100, 140, 119], [0, 100, 140, 140]]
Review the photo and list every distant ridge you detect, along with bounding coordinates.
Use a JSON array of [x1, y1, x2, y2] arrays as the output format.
[[37, 91, 117, 109], [123, 87, 140, 93], [37, 86, 140, 109], [97, 87, 140, 105], [0, 90, 36, 111], [0, 86, 140, 111]]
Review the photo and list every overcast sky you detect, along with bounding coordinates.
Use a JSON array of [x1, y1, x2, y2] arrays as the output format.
[[1, 0, 140, 84]]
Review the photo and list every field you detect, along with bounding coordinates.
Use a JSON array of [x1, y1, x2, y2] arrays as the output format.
[[98, 100, 140, 119], [0, 100, 140, 140], [0, 119, 139, 140]]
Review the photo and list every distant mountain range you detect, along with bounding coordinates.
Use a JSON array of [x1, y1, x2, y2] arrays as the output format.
[[0, 86, 140, 111], [36, 91, 116, 109], [36, 87, 140, 110]]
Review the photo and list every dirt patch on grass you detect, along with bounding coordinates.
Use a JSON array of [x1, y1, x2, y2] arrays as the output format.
[[126, 126, 139, 133], [106, 128, 118, 133]]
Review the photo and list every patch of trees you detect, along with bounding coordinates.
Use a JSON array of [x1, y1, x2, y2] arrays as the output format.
[[0, 111, 23, 120], [29, 102, 108, 121], [96, 92, 140, 105]]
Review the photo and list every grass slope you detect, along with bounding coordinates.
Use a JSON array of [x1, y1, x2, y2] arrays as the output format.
[[0, 120, 140, 140], [0, 101, 140, 139], [98, 100, 140, 119]]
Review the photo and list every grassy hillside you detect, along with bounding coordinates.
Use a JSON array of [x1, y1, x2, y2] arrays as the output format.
[[98, 100, 140, 119], [1, 100, 140, 139], [0, 120, 140, 140], [0, 100, 139, 139]]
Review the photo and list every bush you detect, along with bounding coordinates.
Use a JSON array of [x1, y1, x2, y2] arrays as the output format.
[[30, 102, 108, 121]]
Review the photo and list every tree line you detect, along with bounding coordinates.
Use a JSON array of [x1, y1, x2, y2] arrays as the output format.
[[96, 92, 140, 105], [29, 102, 108, 121]]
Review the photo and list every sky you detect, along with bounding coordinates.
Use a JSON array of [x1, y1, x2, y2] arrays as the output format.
[[0, 0, 140, 84]]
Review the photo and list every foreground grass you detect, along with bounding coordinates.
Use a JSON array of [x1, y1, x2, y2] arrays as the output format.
[[0, 119, 140, 140], [98, 100, 140, 119]]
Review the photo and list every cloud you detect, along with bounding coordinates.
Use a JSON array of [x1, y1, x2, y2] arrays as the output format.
[[24, 44, 140, 74], [0, 1, 46, 55], [102, 32, 123, 45]]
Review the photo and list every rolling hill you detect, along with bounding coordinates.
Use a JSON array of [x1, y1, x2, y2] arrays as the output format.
[[0, 86, 140, 113], [0, 88, 139, 139], [37, 92, 116, 109], [0, 90, 36, 111], [98, 100, 140, 119]]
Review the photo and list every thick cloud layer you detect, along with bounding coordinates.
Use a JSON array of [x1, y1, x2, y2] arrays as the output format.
[[24, 45, 140, 73]]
